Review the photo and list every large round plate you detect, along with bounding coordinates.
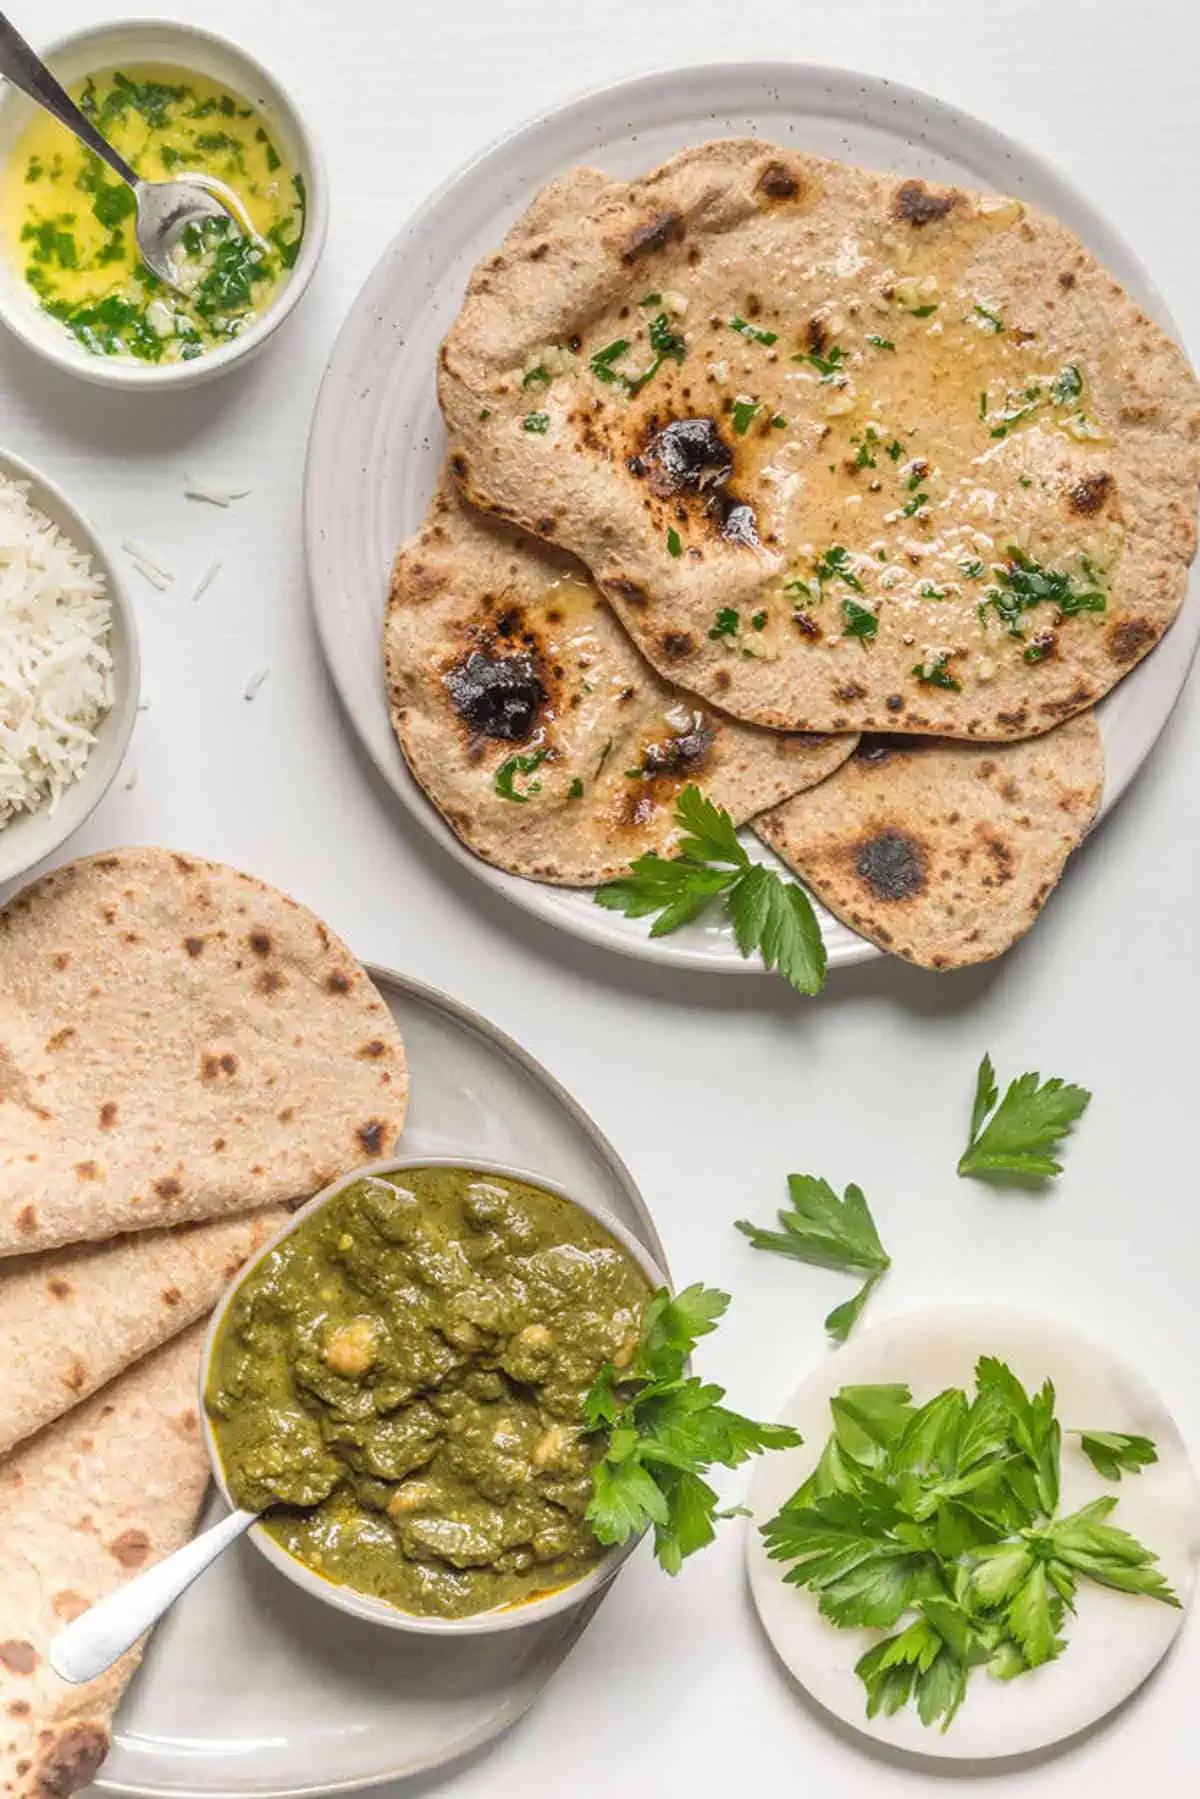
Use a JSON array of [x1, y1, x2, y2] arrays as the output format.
[[746, 1306, 1200, 1761], [305, 63, 1199, 974], [98, 966, 666, 1799]]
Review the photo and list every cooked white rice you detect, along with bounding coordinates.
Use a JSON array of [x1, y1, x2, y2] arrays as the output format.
[[0, 475, 114, 827]]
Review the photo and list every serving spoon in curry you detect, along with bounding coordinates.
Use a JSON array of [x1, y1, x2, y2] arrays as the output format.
[[0, 9, 253, 291]]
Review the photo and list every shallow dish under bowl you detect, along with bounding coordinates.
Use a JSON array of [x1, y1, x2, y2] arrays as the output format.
[[0, 18, 327, 388], [0, 446, 138, 888], [200, 1154, 670, 1637]]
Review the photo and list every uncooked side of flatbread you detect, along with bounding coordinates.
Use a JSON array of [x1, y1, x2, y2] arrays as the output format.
[[0, 1209, 285, 1456], [0, 851, 407, 1257], [385, 477, 856, 884], [0, 1326, 210, 1799], [753, 714, 1104, 968], [440, 138, 1200, 739]]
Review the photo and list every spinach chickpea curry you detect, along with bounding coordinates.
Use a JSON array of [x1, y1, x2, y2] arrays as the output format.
[[205, 1168, 655, 1619], [0, 65, 305, 363]]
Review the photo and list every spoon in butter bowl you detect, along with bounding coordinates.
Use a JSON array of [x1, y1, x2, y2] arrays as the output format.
[[50, 1507, 260, 1685], [0, 9, 257, 291]]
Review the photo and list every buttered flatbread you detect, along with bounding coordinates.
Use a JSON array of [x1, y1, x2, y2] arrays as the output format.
[[754, 714, 1103, 968], [386, 476, 855, 884], [440, 139, 1200, 739], [0, 851, 407, 1257]]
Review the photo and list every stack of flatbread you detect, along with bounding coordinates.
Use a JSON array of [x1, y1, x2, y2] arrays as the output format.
[[385, 139, 1200, 968], [0, 850, 407, 1798]]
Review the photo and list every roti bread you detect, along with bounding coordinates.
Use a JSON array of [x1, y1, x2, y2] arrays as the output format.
[[0, 1210, 284, 1457], [0, 1325, 210, 1799], [385, 476, 856, 884], [0, 851, 407, 1257], [753, 713, 1103, 968], [440, 139, 1200, 739]]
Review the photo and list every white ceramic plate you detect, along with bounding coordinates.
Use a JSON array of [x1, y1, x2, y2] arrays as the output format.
[[305, 62, 1199, 974], [97, 965, 666, 1799], [745, 1306, 1200, 1762]]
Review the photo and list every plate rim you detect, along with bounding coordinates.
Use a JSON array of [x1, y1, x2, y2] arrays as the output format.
[[304, 57, 1198, 977], [98, 960, 666, 1799]]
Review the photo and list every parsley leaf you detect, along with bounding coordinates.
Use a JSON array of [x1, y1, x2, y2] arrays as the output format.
[[522, 364, 551, 387], [666, 526, 683, 558], [729, 315, 777, 344], [1050, 363, 1083, 406], [842, 599, 879, 644], [886, 438, 905, 461], [796, 343, 848, 379], [522, 411, 550, 433], [735, 1174, 890, 1341], [972, 303, 1004, 332], [595, 786, 827, 994], [814, 545, 863, 593], [584, 1284, 801, 1573], [911, 654, 960, 691], [958, 1055, 1092, 1179], [866, 334, 895, 350], [981, 547, 1107, 636], [589, 338, 630, 383], [708, 606, 740, 640], [494, 749, 549, 800], [732, 397, 761, 435], [1035, 1497, 1180, 1607], [1074, 1430, 1159, 1481]]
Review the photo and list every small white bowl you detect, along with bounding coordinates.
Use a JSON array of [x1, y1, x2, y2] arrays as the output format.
[[201, 1157, 669, 1636], [0, 447, 139, 887], [0, 19, 328, 388]]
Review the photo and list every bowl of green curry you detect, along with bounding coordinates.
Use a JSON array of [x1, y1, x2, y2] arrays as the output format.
[[0, 19, 327, 386], [202, 1157, 669, 1633]]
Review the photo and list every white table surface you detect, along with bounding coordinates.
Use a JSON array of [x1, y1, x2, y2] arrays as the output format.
[[4, 2, 1199, 1793]]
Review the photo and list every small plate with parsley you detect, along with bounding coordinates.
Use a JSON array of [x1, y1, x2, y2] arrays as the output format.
[[745, 1305, 1200, 1759]]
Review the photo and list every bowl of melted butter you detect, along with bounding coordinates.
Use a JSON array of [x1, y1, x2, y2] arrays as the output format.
[[0, 19, 327, 385]]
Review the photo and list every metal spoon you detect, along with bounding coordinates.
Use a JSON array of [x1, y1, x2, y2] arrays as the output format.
[[49, 1506, 259, 1685], [0, 11, 248, 291]]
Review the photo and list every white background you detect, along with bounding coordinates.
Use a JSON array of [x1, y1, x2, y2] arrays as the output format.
[[3, 2, 1199, 1794]]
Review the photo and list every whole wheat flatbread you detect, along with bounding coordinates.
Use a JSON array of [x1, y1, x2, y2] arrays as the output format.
[[385, 476, 855, 883], [754, 713, 1103, 968], [440, 139, 1200, 738], [0, 1209, 284, 1456], [0, 851, 407, 1257], [0, 1325, 210, 1799]]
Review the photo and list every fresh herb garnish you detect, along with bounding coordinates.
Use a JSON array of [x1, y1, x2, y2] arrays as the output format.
[[814, 545, 863, 593], [770, 413, 787, 428], [494, 748, 550, 801], [595, 787, 827, 994], [729, 315, 777, 345], [909, 302, 938, 318], [522, 364, 550, 387], [522, 411, 550, 433], [583, 1285, 801, 1574], [732, 397, 762, 436], [958, 1054, 1091, 1180], [900, 489, 930, 517], [666, 526, 683, 558], [842, 599, 879, 645], [981, 547, 1106, 637], [567, 777, 585, 800], [886, 439, 905, 461], [1050, 364, 1083, 406], [796, 343, 848, 379], [960, 558, 984, 579], [972, 303, 1004, 332], [708, 607, 740, 640], [919, 582, 946, 599], [911, 654, 960, 691], [589, 315, 683, 395], [639, 291, 662, 305], [751, 610, 768, 631], [762, 1359, 1176, 1733], [1075, 1431, 1158, 1481], [736, 1175, 890, 1340], [866, 334, 895, 350]]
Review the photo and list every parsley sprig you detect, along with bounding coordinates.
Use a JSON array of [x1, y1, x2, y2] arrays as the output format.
[[594, 787, 827, 994], [762, 1359, 1176, 1732], [584, 1285, 801, 1573], [736, 1175, 890, 1340], [959, 1054, 1092, 1179]]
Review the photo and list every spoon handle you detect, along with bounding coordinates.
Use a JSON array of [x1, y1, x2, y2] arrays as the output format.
[[0, 11, 139, 189], [49, 1507, 258, 1686]]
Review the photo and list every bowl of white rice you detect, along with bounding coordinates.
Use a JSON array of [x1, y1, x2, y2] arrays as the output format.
[[0, 447, 138, 888]]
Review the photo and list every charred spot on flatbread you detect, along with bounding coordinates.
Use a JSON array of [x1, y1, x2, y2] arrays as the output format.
[[756, 159, 806, 203], [37, 1722, 110, 1797], [0, 1640, 37, 1674], [1107, 615, 1156, 664], [853, 829, 929, 902], [621, 211, 684, 263], [1068, 472, 1112, 515], [108, 1528, 152, 1569], [443, 648, 547, 742], [643, 417, 734, 496], [892, 180, 960, 226]]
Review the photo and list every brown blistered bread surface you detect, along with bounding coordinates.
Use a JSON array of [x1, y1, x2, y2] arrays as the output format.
[[753, 711, 1103, 968], [385, 472, 856, 885], [438, 139, 1200, 738], [0, 850, 407, 1256], [0, 1327, 211, 1799]]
